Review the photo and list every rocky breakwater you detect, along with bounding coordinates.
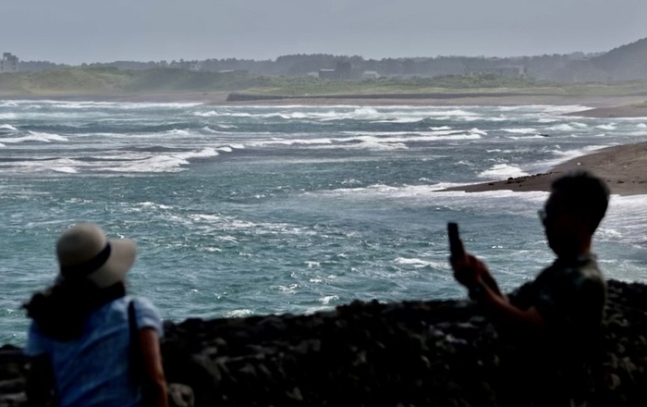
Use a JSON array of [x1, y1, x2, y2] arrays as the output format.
[[2, 279, 647, 406]]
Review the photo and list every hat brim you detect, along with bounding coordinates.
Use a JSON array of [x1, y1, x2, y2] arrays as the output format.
[[86, 238, 137, 288]]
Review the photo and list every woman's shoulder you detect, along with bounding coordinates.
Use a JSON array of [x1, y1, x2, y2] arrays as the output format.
[[128, 296, 160, 313], [128, 296, 164, 336]]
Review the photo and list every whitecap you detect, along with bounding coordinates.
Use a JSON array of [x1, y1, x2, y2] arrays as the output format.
[[394, 257, 433, 268], [478, 164, 529, 179], [53, 167, 78, 174], [0, 124, 17, 132], [548, 123, 575, 131], [0, 131, 68, 144], [596, 124, 616, 130], [319, 295, 339, 305], [194, 111, 219, 117], [225, 309, 254, 318], [502, 128, 537, 134], [469, 128, 488, 135]]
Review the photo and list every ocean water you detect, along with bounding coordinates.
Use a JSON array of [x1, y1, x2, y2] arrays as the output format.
[[1, 100, 646, 345]]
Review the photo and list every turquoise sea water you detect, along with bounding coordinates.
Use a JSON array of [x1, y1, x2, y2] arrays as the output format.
[[1, 101, 646, 344]]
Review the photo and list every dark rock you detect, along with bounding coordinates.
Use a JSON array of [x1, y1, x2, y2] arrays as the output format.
[[2, 280, 647, 406]]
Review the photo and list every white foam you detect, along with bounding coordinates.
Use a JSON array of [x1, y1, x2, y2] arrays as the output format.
[[319, 295, 339, 305], [430, 126, 452, 130], [372, 117, 425, 123], [478, 164, 529, 179], [596, 124, 616, 130], [548, 123, 575, 131], [539, 105, 591, 114], [469, 128, 488, 135], [225, 309, 254, 318], [503, 128, 537, 134], [0, 124, 17, 132], [174, 147, 219, 160], [507, 135, 548, 140], [194, 111, 219, 117], [0, 131, 68, 144], [637, 123, 647, 129], [394, 257, 435, 268], [53, 166, 78, 174], [166, 129, 191, 137]]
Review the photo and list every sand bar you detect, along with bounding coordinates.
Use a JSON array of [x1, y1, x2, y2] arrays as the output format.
[[568, 103, 647, 118], [443, 142, 647, 196]]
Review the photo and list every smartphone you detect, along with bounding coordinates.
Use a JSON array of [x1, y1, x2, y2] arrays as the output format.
[[447, 222, 465, 259]]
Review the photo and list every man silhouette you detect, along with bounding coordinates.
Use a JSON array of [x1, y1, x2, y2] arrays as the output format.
[[452, 171, 609, 340]]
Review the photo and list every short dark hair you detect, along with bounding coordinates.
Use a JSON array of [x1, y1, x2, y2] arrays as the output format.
[[551, 171, 610, 233]]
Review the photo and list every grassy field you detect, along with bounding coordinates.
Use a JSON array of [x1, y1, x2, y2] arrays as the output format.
[[1, 66, 646, 99]]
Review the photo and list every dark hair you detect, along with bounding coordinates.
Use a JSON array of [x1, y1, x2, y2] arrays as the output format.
[[551, 171, 610, 233], [24, 281, 126, 341]]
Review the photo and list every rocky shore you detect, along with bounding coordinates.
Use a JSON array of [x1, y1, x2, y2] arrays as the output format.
[[1, 279, 646, 406]]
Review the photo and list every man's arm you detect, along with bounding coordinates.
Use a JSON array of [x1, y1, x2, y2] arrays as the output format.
[[475, 280, 546, 329], [139, 328, 169, 407], [26, 355, 55, 407], [452, 254, 546, 330]]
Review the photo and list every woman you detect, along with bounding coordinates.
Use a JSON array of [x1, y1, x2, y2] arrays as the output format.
[[24, 223, 168, 407]]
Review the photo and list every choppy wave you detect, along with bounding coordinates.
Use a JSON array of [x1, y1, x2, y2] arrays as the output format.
[[502, 128, 537, 134], [478, 164, 529, 179], [0, 131, 68, 144]]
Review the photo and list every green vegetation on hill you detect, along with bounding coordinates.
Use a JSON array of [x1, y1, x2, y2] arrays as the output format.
[[1, 66, 646, 99]]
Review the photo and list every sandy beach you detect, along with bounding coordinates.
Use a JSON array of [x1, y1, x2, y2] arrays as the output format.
[[3, 92, 646, 115], [567, 103, 647, 118], [443, 141, 647, 196]]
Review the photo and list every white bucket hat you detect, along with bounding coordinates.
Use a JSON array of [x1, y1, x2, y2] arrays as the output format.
[[56, 223, 136, 288]]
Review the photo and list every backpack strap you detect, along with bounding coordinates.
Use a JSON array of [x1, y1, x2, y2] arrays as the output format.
[[128, 300, 144, 387]]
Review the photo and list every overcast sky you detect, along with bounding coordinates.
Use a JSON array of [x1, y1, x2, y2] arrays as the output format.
[[1, 0, 645, 64]]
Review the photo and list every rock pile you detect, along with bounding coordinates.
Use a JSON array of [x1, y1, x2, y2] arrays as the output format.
[[2, 279, 646, 406]]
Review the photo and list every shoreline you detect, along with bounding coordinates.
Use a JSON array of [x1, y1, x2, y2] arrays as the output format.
[[2, 92, 647, 115], [443, 141, 647, 196], [566, 103, 647, 118]]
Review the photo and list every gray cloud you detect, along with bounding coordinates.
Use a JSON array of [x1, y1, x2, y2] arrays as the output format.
[[1, 0, 645, 63]]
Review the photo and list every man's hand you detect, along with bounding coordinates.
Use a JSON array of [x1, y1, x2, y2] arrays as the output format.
[[451, 253, 488, 288]]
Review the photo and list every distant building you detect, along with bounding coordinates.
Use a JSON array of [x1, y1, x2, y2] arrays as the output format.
[[318, 62, 353, 80], [362, 71, 380, 80], [188, 62, 203, 72], [1, 53, 19, 73], [318, 68, 337, 80]]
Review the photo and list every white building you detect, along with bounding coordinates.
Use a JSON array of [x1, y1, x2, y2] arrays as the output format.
[[362, 71, 380, 80], [0, 53, 19, 73]]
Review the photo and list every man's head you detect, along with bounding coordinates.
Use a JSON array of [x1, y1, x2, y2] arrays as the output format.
[[541, 172, 610, 258]]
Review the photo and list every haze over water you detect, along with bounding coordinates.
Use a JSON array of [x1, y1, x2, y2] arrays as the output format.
[[1, 100, 646, 344]]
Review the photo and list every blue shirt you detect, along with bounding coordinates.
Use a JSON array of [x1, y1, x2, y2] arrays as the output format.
[[25, 296, 163, 407]]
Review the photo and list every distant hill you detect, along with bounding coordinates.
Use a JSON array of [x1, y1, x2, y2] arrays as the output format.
[[10, 38, 646, 85], [589, 38, 647, 81]]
